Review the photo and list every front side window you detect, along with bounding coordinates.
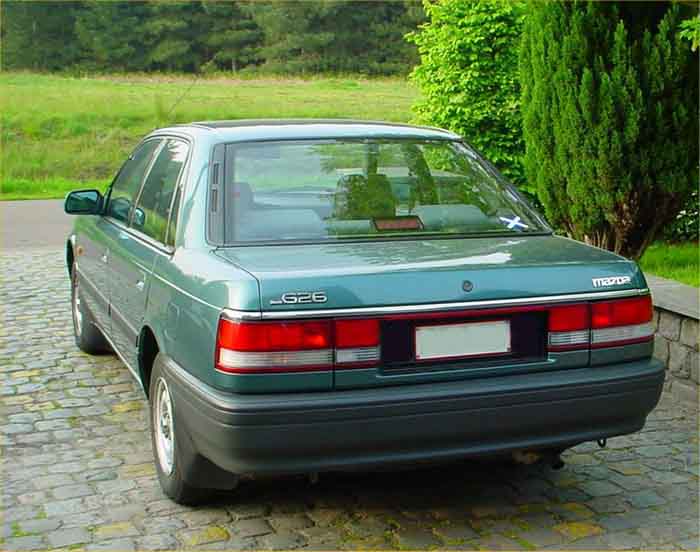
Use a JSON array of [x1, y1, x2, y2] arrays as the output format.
[[133, 139, 188, 243], [223, 139, 549, 243], [106, 139, 162, 223]]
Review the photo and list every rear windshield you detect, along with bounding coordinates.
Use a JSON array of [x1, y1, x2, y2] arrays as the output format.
[[223, 139, 549, 243]]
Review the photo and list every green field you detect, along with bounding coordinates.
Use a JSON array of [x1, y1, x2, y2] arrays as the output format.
[[640, 242, 699, 287], [1, 71, 418, 200]]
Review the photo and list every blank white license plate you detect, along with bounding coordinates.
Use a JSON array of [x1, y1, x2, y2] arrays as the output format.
[[415, 320, 511, 361]]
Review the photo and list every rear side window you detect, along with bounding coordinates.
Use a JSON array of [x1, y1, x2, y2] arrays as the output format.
[[106, 139, 161, 223], [133, 139, 188, 244]]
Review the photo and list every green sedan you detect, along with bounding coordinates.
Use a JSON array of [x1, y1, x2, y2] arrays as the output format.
[[64, 120, 664, 504]]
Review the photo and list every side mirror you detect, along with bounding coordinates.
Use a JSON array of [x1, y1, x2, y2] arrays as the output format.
[[64, 189, 103, 215], [132, 207, 146, 229]]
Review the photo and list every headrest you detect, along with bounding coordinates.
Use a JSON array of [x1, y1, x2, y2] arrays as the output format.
[[231, 181, 253, 210]]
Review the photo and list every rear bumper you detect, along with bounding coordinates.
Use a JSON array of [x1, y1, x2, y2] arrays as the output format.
[[163, 357, 665, 476]]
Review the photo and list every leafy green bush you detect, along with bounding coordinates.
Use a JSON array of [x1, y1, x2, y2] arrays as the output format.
[[680, 13, 700, 51], [520, 2, 699, 260], [664, 190, 699, 243], [408, 0, 526, 187]]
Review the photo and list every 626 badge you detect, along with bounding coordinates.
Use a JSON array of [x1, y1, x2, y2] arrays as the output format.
[[270, 291, 328, 305]]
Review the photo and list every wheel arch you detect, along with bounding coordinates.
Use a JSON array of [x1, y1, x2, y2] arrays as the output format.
[[66, 238, 75, 276], [138, 325, 162, 397]]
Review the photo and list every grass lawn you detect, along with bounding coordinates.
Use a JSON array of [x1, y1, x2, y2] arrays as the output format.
[[1, 71, 418, 200], [0, 178, 109, 201], [640, 242, 699, 287]]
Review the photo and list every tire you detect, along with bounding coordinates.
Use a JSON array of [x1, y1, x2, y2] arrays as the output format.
[[71, 265, 110, 354], [149, 355, 206, 505]]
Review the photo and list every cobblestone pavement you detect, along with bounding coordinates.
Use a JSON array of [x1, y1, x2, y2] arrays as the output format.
[[2, 249, 698, 551]]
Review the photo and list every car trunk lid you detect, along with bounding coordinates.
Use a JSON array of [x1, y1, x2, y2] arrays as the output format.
[[215, 235, 645, 310]]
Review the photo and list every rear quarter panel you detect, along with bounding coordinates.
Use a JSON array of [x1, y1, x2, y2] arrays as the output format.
[[148, 249, 333, 392], [146, 249, 259, 389]]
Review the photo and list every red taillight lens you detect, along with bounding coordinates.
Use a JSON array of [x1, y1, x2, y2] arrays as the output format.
[[548, 296, 654, 351], [591, 296, 653, 328], [217, 319, 331, 351], [548, 304, 589, 331], [216, 319, 333, 374], [335, 319, 380, 348], [547, 304, 590, 351], [216, 317, 380, 373], [334, 319, 381, 368], [590, 296, 654, 348]]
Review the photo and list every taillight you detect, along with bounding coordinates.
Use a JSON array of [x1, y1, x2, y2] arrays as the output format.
[[548, 304, 590, 350], [590, 296, 653, 348], [215, 317, 380, 374], [334, 319, 380, 366], [591, 296, 653, 328], [548, 296, 653, 351], [216, 319, 332, 373]]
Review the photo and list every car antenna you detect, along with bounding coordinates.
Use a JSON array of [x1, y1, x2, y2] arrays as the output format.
[[162, 71, 202, 124]]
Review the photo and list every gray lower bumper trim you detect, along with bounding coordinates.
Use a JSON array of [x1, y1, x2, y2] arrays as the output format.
[[163, 357, 664, 475]]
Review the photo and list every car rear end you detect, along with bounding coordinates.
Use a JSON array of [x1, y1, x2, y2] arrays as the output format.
[[164, 124, 664, 480], [168, 277, 662, 476]]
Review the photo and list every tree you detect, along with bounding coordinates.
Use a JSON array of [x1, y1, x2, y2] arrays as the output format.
[[200, 1, 262, 72], [77, 1, 258, 73], [520, 1, 699, 259], [143, 2, 209, 72], [680, 13, 700, 50], [2, 0, 424, 75], [245, 0, 422, 75], [244, 1, 335, 74], [2, 1, 83, 71], [323, 0, 424, 75], [407, 0, 525, 186], [75, 2, 152, 71]]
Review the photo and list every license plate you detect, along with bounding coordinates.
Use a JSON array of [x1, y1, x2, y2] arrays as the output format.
[[415, 320, 511, 361]]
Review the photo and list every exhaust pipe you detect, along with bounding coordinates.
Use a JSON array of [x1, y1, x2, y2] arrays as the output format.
[[512, 450, 542, 465], [512, 449, 565, 470]]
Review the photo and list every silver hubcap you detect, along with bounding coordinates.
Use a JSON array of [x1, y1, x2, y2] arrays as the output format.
[[72, 275, 83, 336], [154, 377, 175, 475]]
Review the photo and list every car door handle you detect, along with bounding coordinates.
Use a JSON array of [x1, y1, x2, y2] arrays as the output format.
[[101, 253, 108, 264], [136, 280, 145, 292]]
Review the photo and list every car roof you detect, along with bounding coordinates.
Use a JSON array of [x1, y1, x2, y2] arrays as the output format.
[[157, 119, 461, 143]]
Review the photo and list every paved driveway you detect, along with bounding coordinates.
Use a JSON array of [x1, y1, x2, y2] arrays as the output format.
[[1, 247, 698, 551], [0, 200, 71, 250]]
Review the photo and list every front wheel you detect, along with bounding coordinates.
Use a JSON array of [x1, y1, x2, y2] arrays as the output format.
[[71, 265, 110, 354]]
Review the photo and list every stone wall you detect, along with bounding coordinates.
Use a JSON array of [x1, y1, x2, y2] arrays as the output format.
[[648, 275, 699, 405]]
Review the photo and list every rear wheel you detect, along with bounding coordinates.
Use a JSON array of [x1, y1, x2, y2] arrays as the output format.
[[149, 356, 205, 505], [71, 265, 110, 354]]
